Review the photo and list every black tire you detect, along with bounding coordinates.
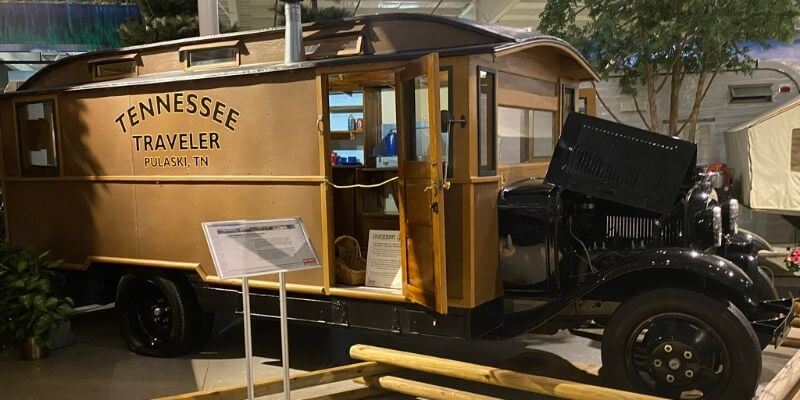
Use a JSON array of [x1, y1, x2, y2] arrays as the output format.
[[601, 288, 760, 400], [116, 270, 200, 357]]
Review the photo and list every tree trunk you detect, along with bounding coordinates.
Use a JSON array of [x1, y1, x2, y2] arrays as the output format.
[[644, 62, 659, 133], [667, 61, 682, 136], [685, 72, 707, 142]]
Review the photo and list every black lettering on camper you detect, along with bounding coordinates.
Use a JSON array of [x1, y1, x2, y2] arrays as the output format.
[[114, 92, 240, 134]]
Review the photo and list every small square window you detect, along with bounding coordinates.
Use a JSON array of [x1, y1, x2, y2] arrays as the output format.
[[187, 47, 238, 68], [93, 59, 136, 78], [16, 100, 59, 176]]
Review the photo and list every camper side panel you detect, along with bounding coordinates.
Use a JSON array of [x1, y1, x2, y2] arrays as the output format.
[[2, 71, 327, 288]]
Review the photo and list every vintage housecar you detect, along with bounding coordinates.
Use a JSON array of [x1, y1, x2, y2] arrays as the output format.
[[0, 12, 792, 399]]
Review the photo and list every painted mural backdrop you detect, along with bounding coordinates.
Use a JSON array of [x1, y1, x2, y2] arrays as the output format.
[[0, 2, 142, 51]]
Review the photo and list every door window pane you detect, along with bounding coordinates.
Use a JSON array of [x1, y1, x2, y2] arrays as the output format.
[[478, 69, 496, 176], [403, 74, 431, 161], [498, 107, 555, 164], [16, 100, 59, 176]]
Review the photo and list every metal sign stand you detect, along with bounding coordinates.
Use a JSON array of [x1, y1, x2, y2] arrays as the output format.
[[241, 277, 255, 400], [241, 273, 292, 400]]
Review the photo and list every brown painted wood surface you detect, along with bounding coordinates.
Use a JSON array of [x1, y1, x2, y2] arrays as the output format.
[[395, 53, 448, 314], [350, 344, 665, 400], [155, 361, 394, 400]]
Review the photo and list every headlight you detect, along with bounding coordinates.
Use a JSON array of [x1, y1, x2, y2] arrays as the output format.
[[712, 206, 722, 247], [729, 199, 739, 234]]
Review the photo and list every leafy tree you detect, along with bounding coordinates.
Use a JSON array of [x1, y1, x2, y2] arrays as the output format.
[[118, 0, 199, 46], [540, 0, 799, 140]]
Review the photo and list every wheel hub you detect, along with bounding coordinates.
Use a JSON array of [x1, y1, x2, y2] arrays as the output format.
[[649, 340, 700, 387]]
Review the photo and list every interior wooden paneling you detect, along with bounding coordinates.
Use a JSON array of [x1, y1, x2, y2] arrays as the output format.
[[133, 183, 325, 286]]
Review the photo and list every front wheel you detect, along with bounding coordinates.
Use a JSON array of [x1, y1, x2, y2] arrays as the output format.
[[601, 289, 760, 400]]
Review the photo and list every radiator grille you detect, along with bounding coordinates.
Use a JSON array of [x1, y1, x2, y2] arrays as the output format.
[[605, 215, 682, 246]]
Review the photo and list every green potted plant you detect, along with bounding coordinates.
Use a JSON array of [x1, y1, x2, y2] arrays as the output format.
[[0, 248, 73, 360]]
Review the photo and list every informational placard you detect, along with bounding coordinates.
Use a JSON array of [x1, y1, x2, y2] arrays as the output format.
[[202, 218, 320, 279], [201, 217, 318, 400], [365, 230, 402, 289]]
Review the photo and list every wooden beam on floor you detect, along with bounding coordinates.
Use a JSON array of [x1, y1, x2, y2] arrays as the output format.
[[784, 329, 800, 349], [302, 385, 387, 400], [357, 375, 502, 400], [349, 344, 665, 400], [758, 347, 800, 400], [156, 361, 395, 400]]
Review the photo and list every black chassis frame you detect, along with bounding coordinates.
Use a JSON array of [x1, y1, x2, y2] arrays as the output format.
[[188, 255, 793, 347]]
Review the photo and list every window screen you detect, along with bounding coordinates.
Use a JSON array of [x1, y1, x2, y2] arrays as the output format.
[[188, 47, 238, 68], [478, 68, 496, 176], [16, 100, 59, 176], [498, 107, 554, 165], [94, 59, 136, 78], [792, 129, 800, 172], [730, 84, 772, 104]]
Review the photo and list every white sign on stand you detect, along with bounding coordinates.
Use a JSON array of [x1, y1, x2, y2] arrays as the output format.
[[202, 218, 320, 400]]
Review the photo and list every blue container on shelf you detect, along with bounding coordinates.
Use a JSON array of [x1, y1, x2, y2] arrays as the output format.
[[383, 129, 397, 156]]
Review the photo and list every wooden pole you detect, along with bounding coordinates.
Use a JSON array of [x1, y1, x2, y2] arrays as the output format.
[[157, 361, 395, 400], [756, 347, 800, 400], [350, 345, 665, 400], [357, 375, 502, 400], [302, 386, 387, 400]]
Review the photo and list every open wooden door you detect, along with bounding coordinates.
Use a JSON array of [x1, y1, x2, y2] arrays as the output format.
[[396, 53, 448, 314]]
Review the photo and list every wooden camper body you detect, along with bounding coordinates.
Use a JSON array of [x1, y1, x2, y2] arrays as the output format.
[[0, 14, 596, 327]]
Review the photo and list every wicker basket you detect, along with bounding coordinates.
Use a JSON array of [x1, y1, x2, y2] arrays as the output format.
[[334, 235, 367, 285]]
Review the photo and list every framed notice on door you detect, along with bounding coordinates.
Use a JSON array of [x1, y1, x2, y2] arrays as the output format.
[[365, 230, 402, 289], [202, 218, 320, 279]]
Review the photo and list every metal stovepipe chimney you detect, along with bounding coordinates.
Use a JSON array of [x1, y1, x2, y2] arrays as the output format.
[[284, 0, 305, 64]]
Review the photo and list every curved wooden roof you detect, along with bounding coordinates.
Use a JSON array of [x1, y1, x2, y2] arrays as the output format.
[[13, 13, 597, 95]]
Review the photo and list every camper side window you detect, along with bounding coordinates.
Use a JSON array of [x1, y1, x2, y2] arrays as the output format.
[[16, 100, 59, 176], [187, 47, 238, 68], [792, 129, 800, 172]]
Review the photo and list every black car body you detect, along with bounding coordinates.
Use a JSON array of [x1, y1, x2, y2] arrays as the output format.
[[496, 114, 791, 344]]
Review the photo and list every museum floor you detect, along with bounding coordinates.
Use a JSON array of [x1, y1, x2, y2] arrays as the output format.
[[1, 308, 796, 400]]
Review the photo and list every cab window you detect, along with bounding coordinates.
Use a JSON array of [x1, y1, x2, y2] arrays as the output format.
[[478, 68, 496, 176], [498, 107, 555, 165], [16, 100, 59, 176]]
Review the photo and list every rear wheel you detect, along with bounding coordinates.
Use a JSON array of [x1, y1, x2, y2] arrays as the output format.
[[601, 289, 760, 400], [116, 270, 209, 357]]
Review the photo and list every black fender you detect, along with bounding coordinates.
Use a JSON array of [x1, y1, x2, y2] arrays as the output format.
[[488, 248, 757, 339], [738, 228, 772, 253]]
